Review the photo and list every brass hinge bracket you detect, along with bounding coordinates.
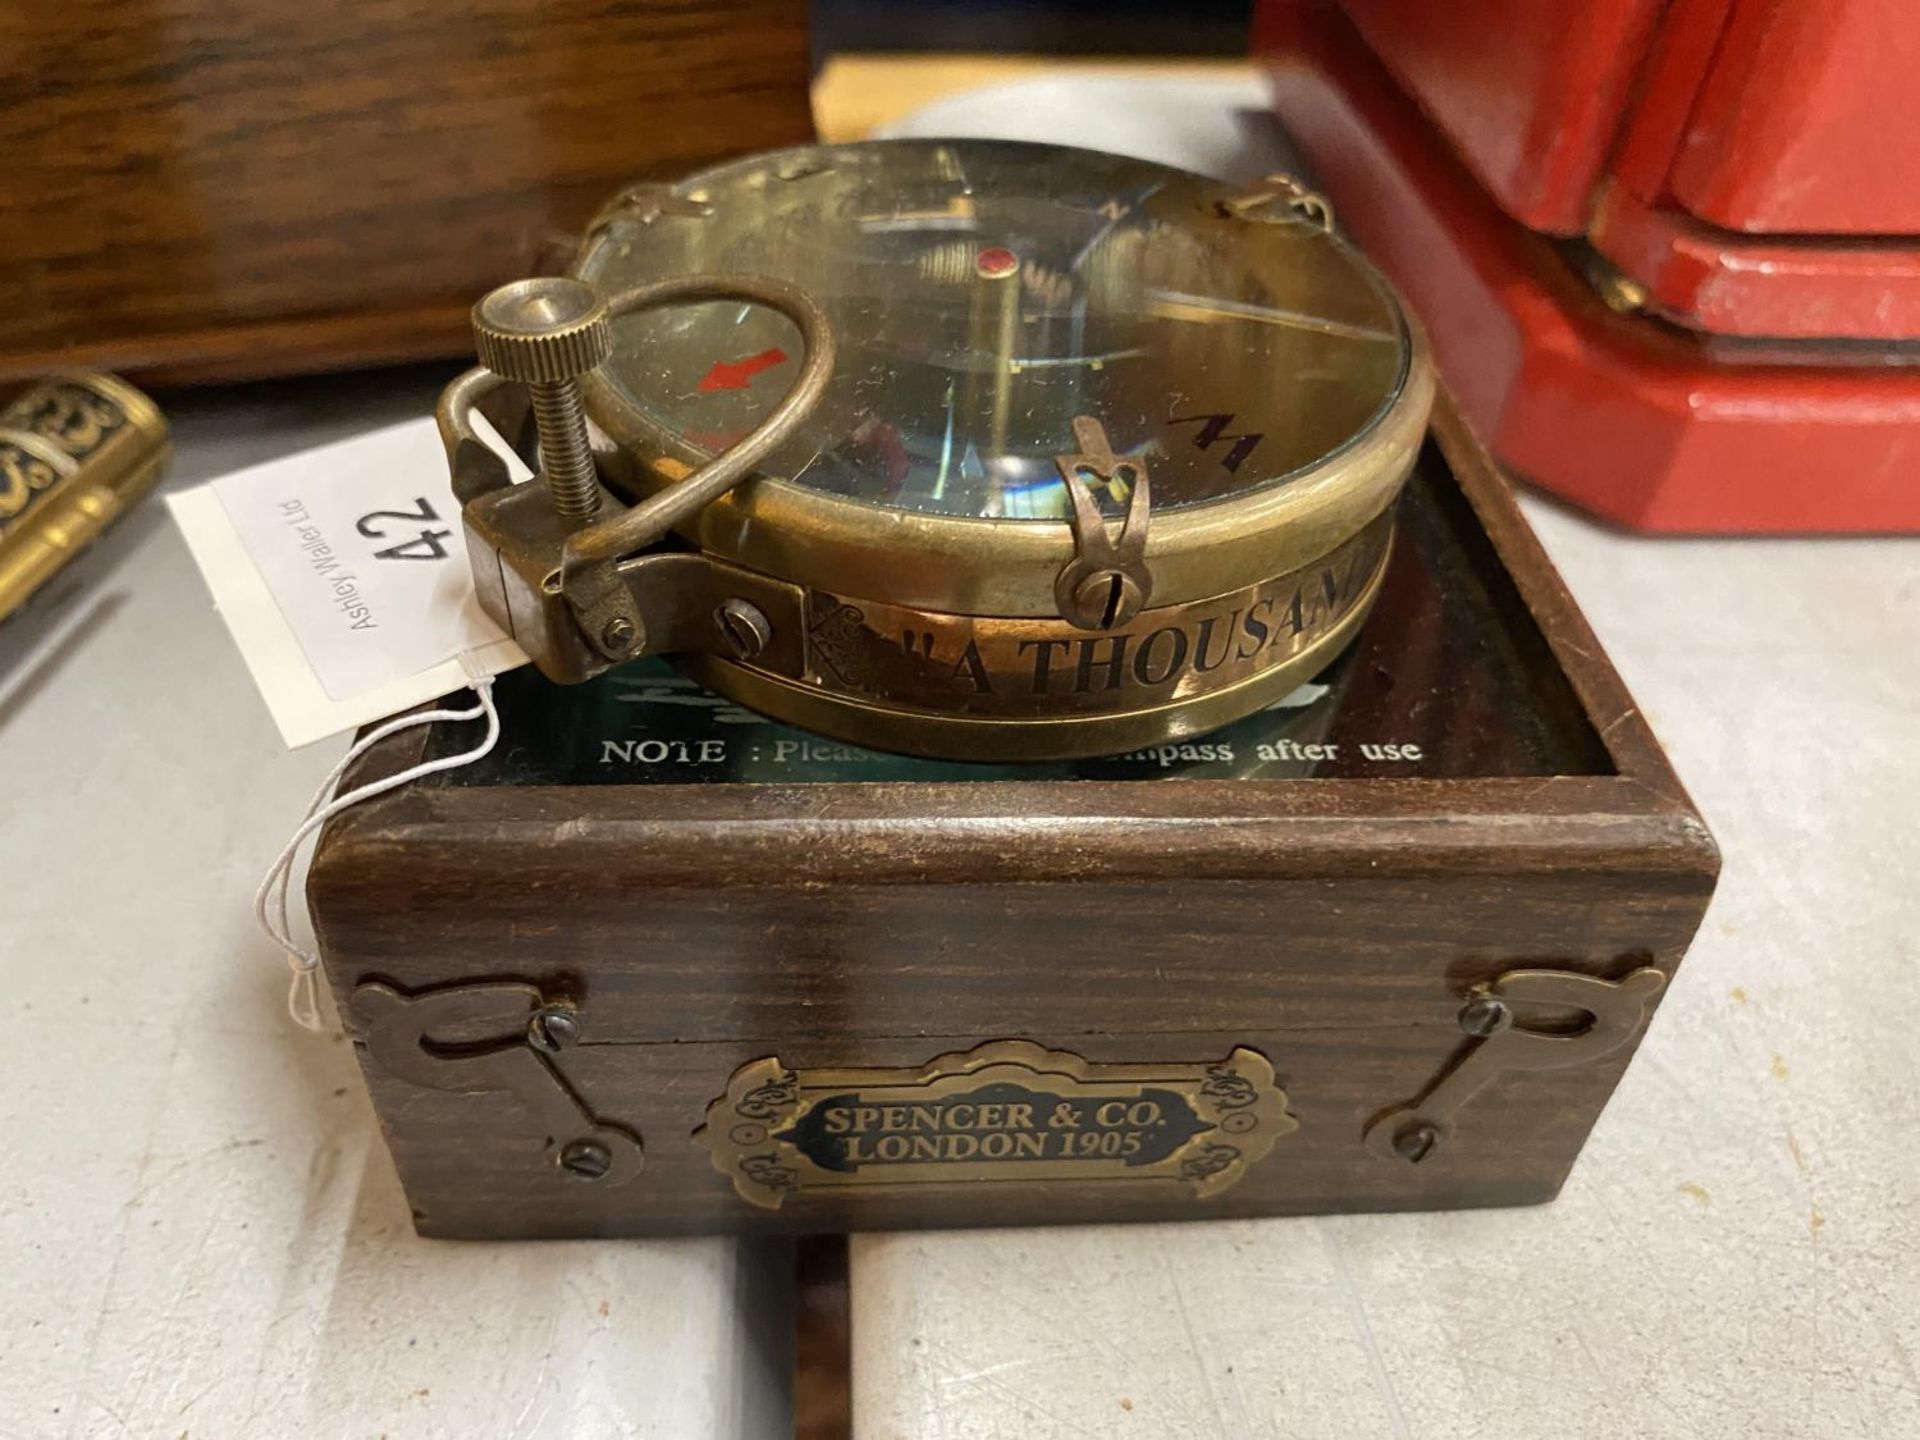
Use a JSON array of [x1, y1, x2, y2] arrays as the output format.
[[439, 273, 837, 682], [1217, 173, 1336, 233], [584, 181, 714, 241]]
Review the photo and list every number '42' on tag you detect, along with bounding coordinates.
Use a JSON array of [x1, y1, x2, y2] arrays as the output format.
[[169, 416, 528, 747]]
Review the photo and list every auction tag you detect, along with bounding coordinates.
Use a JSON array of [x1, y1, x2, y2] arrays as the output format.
[[169, 417, 528, 747]]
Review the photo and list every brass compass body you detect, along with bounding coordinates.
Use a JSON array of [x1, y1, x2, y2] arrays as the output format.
[[441, 140, 1434, 760]]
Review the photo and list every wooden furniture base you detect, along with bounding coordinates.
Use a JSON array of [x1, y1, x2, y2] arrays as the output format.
[[0, 0, 811, 385]]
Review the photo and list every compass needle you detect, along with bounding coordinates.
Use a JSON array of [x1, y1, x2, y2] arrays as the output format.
[[1145, 289, 1398, 343]]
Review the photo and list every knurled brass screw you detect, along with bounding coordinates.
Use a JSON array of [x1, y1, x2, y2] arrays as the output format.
[[472, 277, 612, 524]]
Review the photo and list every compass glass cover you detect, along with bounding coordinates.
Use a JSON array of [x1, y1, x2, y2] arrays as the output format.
[[577, 140, 1412, 521]]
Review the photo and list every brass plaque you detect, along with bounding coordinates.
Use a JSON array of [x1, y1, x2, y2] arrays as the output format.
[[695, 1039, 1298, 1210]]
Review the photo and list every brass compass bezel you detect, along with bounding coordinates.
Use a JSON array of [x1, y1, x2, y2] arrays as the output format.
[[443, 141, 1438, 761], [582, 341, 1430, 618], [573, 141, 1433, 617]]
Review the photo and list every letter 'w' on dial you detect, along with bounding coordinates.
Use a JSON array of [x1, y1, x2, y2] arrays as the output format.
[[1052, 416, 1153, 631]]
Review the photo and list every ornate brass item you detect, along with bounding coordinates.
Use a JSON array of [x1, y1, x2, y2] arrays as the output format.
[[696, 1040, 1298, 1210], [439, 140, 1434, 760], [0, 373, 169, 624]]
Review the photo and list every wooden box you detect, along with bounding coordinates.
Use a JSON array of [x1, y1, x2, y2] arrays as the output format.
[[309, 404, 1717, 1239]]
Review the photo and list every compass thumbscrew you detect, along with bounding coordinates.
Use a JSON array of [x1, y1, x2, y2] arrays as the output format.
[[471, 277, 613, 525]]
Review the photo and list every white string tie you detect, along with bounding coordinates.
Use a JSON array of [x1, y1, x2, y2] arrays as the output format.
[[255, 655, 502, 1030]]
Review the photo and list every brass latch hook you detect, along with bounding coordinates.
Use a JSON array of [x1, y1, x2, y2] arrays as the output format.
[[353, 980, 645, 1186], [1053, 416, 1154, 631], [1364, 966, 1667, 1165]]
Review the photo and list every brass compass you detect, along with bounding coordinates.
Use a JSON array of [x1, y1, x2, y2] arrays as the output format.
[[439, 140, 1434, 761]]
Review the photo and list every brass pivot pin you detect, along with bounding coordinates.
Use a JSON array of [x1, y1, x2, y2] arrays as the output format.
[[471, 277, 613, 524], [1053, 416, 1153, 630]]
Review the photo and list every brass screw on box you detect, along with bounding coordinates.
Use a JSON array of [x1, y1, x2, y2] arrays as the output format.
[[471, 278, 613, 524]]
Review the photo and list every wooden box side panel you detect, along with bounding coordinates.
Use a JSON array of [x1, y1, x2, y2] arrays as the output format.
[[350, 1015, 1667, 1240], [303, 373, 1719, 1237], [318, 864, 1713, 1237]]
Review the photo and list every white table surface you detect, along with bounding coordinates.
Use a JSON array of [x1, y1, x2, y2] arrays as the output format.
[[0, 368, 793, 1440], [846, 81, 1920, 1440]]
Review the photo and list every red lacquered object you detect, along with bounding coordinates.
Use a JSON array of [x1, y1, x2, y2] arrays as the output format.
[[1255, 0, 1920, 533]]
